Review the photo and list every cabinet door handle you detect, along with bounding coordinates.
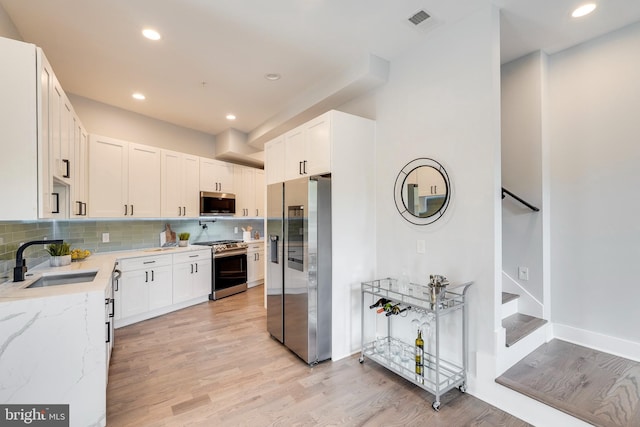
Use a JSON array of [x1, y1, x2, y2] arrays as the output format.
[[151, 270, 154, 281], [130, 205, 134, 216], [178, 206, 182, 216], [256, 209, 259, 216], [82, 202, 87, 216], [195, 263, 198, 273], [52, 192, 60, 214], [124, 204, 128, 216], [115, 278, 119, 292], [110, 298, 115, 318], [105, 321, 111, 343], [145, 271, 148, 282], [143, 260, 156, 264], [189, 254, 198, 258], [191, 263, 194, 274], [299, 161, 303, 175], [63, 159, 70, 178], [303, 160, 308, 174]]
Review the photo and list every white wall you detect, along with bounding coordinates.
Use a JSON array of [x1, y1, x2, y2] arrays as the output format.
[[501, 52, 545, 310], [0, 4, 21, 40], [68, 94, 217, 158], [549, 22, 640, 344], [342, 5, 502, 369]]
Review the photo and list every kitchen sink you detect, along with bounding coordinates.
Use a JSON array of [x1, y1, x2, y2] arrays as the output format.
[[27, 270, 98, 288]]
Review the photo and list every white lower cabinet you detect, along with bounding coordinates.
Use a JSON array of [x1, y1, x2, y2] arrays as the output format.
[[119, 254, 173, 320], [115, 250, 211, 328], [172, 250, 212, 303], [105, 279, 114, 380], [247, 242, 265, 287]]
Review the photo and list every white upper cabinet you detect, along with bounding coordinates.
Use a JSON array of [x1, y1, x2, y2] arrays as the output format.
[[161, 149, 200, 218], [70, 122, 88, 217], [128, 143, 161, 217], [0, 38, 72, 220], [255, 169, 265, 218], [264, 136, 284, 185], [283, 127, 305, 181], [88, 135, 161, 218], [267, 111, 373, 186], [200, 158, 234, 193], [234, 166, 264, 218], [304, 113, 331, 176], [88, 136, 128, 218], [278, 111, 332, 182]]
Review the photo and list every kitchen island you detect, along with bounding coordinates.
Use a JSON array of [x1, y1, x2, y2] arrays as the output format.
[[0, 245, 209, 427]]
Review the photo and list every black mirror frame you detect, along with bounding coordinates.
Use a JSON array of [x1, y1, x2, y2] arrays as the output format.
[[393, 158, 451, 226]]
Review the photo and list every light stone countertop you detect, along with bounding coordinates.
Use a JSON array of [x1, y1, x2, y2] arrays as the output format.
[[0, 245, 210, 301]]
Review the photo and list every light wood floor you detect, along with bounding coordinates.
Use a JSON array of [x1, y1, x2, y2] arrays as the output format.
[[107, 286, 530, 426], [497, 339, 640, 427]]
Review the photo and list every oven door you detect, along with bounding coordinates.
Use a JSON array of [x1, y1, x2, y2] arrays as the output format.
[[211, 250, 248, 300]]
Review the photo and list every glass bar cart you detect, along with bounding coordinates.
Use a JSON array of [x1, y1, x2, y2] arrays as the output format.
[[359, 277, 473, 411]]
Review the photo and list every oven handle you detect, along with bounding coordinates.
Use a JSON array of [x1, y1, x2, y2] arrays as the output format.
[[214, 249, 247, 258]]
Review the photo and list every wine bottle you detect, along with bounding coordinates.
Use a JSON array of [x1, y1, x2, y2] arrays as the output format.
[[369, 298, 389, 309], [385, 304, 410, 316], [415, 330, 424, 377], [377, 301, 394, 314]]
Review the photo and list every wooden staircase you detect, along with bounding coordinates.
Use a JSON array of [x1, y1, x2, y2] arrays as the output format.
[[501, 292, 547, 347], [497, 291, 548, 375]]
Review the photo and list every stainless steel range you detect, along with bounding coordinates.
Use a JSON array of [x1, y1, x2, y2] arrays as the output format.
[[193, 240, 248, 300]]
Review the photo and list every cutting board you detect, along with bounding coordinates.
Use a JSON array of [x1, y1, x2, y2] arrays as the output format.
[[160, 224, 177, 247]]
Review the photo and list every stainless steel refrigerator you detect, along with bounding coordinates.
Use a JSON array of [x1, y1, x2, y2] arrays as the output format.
[[267, 176, 332, 364]]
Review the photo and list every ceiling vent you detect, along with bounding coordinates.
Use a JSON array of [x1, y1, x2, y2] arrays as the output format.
[[408, 10, 431, 26]]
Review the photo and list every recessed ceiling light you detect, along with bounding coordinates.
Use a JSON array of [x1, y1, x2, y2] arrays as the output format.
[[142, 28, 161, 41], [572, 3, 597, 18], [226, 114, 236, 121], [264, 73, 281, 81], [132, 92, 146, 100]]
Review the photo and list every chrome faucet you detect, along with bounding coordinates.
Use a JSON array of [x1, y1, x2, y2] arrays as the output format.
[[14, 239, 63, 282]]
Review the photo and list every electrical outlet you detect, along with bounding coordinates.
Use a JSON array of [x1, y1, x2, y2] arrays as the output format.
[[416, 239, 426, 254], [0, 237, 4, 244], [102, 233, 110, 243], [518, 266, 529, 281], [234, 227, 238, 234]]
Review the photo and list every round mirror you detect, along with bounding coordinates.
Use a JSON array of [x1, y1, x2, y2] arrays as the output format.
[[394, 158, 451, 225]]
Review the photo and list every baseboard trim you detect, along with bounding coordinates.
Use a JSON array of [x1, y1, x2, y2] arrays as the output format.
[[553, 323, 640, 362]]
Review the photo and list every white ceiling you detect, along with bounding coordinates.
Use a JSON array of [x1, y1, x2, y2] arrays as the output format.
[[2, 0, 639, 147]]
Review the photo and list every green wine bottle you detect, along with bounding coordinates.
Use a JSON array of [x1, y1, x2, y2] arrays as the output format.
[[415, 330, 424, 376], [369, 298, 389, 309], [377, 301, 393, 314]]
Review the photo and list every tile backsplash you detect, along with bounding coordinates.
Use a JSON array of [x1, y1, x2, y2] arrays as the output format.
[[0, 218, 263, 281]]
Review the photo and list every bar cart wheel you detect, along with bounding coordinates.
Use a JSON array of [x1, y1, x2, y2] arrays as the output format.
[[432, 401, 441, 411], [358, 356, 365, 364], [459, 383, 467, 393]]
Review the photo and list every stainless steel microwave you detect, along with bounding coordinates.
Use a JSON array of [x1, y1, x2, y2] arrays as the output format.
[[200, 191, 236, 216]]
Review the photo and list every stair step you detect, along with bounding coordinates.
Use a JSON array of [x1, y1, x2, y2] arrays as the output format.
[[501, 292, 520, 319], [501, 292, 520, 304], [502, 313, 547, 347], [496, 339, 640, 427]]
